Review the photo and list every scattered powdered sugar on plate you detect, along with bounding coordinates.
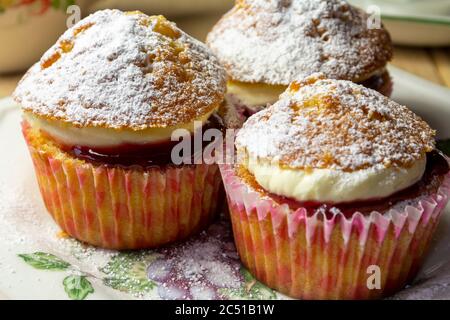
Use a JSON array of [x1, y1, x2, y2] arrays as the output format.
[[0, 98, 276, 300], [147, 220, 245, 300], [0, 176, 274, 299], [1, 99, 448, 300], [236, 74, 435, 171], [207, 0, 392, 85], [14, 9, 226, 130], [0, 180, 115, 273]]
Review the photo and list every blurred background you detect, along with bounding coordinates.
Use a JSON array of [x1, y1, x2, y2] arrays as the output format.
[[0, 0, 449, 97]]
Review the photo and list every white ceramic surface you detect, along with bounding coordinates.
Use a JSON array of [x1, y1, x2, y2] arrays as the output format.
[[0, 66, 449, 300], [389, 66, 450, 140]]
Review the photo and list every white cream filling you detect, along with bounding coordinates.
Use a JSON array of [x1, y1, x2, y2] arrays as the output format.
[[227, 81, 286, 108], [243, 154, 427, 203], [24, 111, 214, 148]]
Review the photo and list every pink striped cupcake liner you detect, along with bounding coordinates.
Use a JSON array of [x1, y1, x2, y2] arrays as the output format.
[[220, 163, 450, 299], [23, 127, 223, 250]]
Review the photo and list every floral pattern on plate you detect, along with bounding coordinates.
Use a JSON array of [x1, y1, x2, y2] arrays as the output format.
[[16, 216, 277, 300]]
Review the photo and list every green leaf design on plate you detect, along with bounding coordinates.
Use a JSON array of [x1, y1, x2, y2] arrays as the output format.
[[437, 139, 450, 157], [219, 267, 276, 300], [18, 252, 70, 271], [100, 252, 157, 294], [63, 275, 94, 300]]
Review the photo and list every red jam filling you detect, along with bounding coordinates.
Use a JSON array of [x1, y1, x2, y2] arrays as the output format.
[[56, 113, 225, 168], [249, 151, 449, 218]]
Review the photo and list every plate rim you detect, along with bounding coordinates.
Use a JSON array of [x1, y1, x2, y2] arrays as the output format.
[[382, 13, 450, 26]]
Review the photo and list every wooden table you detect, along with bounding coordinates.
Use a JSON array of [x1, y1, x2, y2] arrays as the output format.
[[1, 14, 449, 98], [392, 47, 450, 87]]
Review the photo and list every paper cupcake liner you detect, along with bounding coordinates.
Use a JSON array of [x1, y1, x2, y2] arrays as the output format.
[[23, 128, 223, 250], [220, 164, 450, 299]]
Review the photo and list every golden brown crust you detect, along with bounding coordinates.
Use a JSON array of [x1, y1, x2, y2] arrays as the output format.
[[14, 10, 226, 131], [207, 0, 393, 85], [236, 74, 435, 172]]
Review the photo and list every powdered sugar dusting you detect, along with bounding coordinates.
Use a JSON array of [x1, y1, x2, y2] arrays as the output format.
[[0, 178, 270, 300], [14, 9, 226, 130], [207, 0, 392, 85], [147, 223, 244, 300], [236, 74, 435, 171]]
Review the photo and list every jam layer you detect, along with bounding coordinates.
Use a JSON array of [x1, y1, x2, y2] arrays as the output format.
[[53, 113, 225, 168], [238, 151, 449, 217]]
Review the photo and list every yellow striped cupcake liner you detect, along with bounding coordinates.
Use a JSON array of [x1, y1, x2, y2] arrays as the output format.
[[23, 123, 223, 249]]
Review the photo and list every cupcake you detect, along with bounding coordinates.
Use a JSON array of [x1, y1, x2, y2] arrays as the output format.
[[220, 74, 450, 299], [14, 10, 228, 250], [207, 0, 393, 115]]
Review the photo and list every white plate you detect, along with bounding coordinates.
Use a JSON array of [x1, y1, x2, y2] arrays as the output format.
[[389, 66, 450, 140], [0, 66, 450, 300]]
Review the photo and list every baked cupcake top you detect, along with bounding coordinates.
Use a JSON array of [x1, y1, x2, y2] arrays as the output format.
[[207, 0, 392, 85], [236, 74, 435, 203], [14, 10, 226, 131]]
